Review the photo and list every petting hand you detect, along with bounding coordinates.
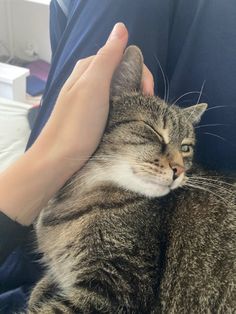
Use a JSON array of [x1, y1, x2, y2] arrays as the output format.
[[0, 23, 154, 225], [35, 22, 154, 173]]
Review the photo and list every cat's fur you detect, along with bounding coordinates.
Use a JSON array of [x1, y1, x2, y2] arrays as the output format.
[[27, 47, 235, 313]]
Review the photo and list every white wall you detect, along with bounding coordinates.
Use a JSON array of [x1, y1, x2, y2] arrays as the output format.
[[0, 1, 11, 56], [0, 0, 51, 62]]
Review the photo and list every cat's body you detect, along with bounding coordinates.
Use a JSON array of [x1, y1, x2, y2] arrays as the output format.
[[27, 47, 235, 313], [29, 175, 235, 314]]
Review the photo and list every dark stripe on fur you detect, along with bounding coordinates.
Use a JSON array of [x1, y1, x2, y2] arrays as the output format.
[[52, 308, 65, 314], [130, 130, 156, 142], [106, 119, 140, 134], [74, 277, 118, 304], [122, 140, 149, 145], [42, 196, 143, 226]]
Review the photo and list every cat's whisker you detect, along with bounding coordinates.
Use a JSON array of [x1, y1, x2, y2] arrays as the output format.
[[188, 179, 235, 189], [187, 175, 236, 186], [184, 82, 206, 124], [74, 161, 169, 190], [163, 73, 170, 104], [171, 91, 201, 107], [203, 132, 234, 146], [184, 182, 233, 206], [186, 175, 235, 187], [188, 173, 236, 179], [185, 179, 235, 200], [186, 181, 235, 199], [153, 55, 168, 104], [187, 186, 235, 198], [205, 105, 228, 112], [195, 123, 229, 129], [196, 80, 206, 105]]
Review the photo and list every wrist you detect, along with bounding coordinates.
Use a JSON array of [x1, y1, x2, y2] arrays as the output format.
[[27, 141, 79, 192], [30, 135, 84, 182], [32, 119, 88, 176], [0, 141, 81, 226]]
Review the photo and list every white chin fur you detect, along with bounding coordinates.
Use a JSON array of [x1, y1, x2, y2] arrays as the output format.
[[108, 161, 171, 198], [170, 173, 185, 190]]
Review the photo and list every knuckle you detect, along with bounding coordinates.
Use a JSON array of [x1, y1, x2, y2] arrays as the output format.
[[75, 59, 82, 67], [75, 56, 94, 69], [75, 57, 86, 67]]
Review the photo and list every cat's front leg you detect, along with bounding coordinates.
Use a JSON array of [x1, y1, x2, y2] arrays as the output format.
[[27, 275, 74, 314], [28, 273, 122, 314]]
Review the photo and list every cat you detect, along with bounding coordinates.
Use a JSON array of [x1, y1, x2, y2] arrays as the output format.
[[26, 46, 235, 314]]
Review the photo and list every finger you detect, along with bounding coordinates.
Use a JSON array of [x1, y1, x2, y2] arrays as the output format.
[[82, 23, 128, 85], [141, 65, 154, 96], [63, 56, 94, 91]]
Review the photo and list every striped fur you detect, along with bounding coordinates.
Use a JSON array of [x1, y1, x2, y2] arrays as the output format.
[[26, 47, 235, 313]]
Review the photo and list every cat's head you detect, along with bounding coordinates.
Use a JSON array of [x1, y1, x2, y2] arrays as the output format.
[[91, 46, 207, 198]]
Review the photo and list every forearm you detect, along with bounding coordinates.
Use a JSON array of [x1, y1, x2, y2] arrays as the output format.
[[0, 24, 152, 228], [0, 143, 79, 226]]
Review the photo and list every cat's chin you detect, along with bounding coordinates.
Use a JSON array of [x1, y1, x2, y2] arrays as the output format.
[[109, 161, 172, 198], [117, 173, 171, 198], [139, 183, 171, 198], [118, 179, 171, 198], [129, 173, 171, 197]]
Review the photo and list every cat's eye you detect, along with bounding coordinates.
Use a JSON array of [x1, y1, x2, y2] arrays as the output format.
[[181, 144, 192, 153], [142, 122, 164, 142]]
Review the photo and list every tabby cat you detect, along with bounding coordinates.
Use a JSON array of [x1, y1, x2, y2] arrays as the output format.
[[27, 46, 235, 314]]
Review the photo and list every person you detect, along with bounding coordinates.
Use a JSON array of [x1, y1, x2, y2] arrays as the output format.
[[1, 0, 236, 312], [0, 23, 153, 313], [28, 0, 236, 172]]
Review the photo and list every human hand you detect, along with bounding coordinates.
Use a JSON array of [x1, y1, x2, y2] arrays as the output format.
[[35, 23, 154, 174], [0, 23, 154, 226]]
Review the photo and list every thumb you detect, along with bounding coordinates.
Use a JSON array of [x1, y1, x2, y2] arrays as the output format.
[[85, 23, 128, 83]]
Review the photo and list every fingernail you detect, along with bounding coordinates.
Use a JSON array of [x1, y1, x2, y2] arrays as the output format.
[[108, 22, 127, 41]]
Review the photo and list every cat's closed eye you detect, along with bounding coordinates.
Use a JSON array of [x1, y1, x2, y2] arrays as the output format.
[[142, 121, 165, 143]]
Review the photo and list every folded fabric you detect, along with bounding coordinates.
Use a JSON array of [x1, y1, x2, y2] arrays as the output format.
[[26, 75, 46, 96]]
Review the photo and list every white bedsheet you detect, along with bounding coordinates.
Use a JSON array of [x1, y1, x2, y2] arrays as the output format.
[[0, 97, 32, 172]]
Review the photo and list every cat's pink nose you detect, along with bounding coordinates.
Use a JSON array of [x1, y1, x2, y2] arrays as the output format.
[[169, 162, 185, 180]]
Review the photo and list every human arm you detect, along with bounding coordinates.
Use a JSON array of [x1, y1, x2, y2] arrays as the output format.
[[0, 23, 154, 228]]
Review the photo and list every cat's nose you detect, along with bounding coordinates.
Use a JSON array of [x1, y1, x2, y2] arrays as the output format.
[[169, 162, 185, 180]]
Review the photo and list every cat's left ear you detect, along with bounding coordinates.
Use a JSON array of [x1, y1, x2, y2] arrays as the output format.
[[111, 45, 143, 97], [182, 103, 208, 124]]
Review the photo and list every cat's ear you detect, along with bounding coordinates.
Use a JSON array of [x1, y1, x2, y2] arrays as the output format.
[[111, 45, 143, 97], [182, 103, 208, 124]]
